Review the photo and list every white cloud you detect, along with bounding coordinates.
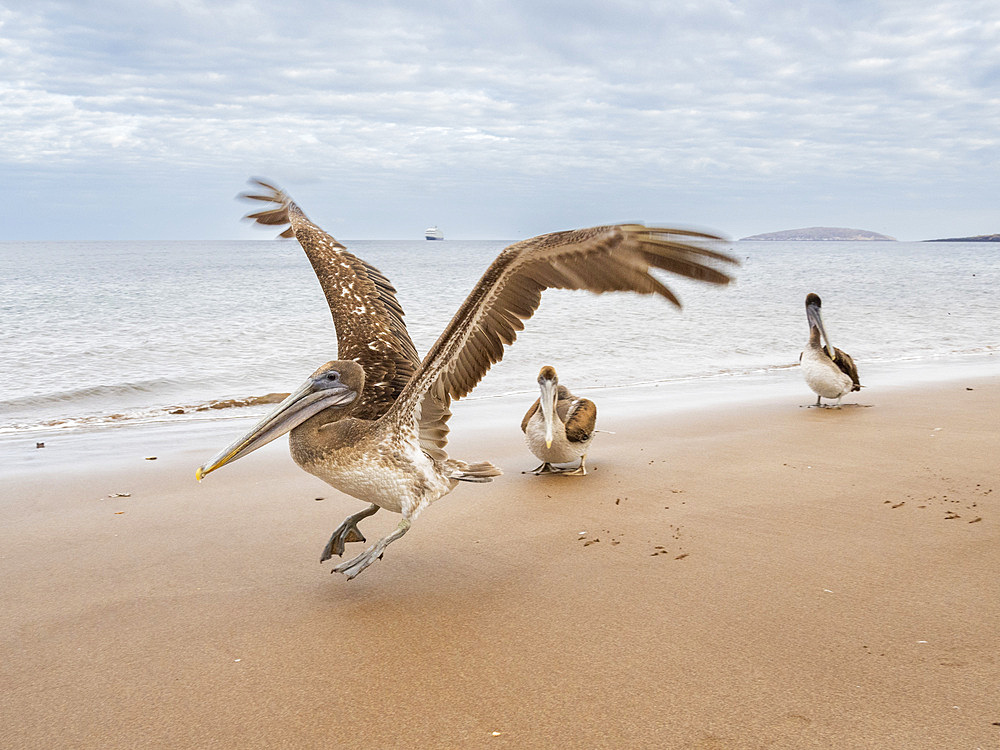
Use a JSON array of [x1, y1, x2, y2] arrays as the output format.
[[0, 0, 998, 240]]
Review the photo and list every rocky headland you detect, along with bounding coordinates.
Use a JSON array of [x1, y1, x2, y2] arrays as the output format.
[[740, 227, 897, 241], [924, 233, 1000, 242]]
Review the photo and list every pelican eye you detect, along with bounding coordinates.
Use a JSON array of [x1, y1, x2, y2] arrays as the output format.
[[322, 371, 340, 383]]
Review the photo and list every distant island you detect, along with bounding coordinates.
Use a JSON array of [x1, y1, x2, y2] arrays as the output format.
[[740, 227, 897, 241], [924, 233, 1000, 242]]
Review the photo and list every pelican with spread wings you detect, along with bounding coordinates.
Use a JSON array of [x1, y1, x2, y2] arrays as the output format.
[[197, 179, 737, 579]]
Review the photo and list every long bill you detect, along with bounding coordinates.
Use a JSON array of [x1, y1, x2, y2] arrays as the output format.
[[806, 302, 836, 360], [539, 378, 558, 449], [196, 379, 356, 481]]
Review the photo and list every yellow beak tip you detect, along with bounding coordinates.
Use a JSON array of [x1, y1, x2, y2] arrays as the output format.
[[195, 467, 204, 482], [545, 440, 552, 449]]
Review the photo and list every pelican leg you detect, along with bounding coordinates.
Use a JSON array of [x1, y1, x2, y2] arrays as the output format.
[[331, 518, 411, 580], [814, 395, 822, 408], [560, 455, 589, 476], [320, 503, 380, 562]]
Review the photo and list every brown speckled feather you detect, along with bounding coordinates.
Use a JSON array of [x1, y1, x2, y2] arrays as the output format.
[[831, 347, 862, 391], [561, 396, 597, 444], [240, 179, 420, 420], [391, 223, 737, 457]]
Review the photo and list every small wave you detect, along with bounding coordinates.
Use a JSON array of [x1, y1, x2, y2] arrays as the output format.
[[0, 392, 290, 435], [0, 379, 187, 410], [171, 392, 291, 412]]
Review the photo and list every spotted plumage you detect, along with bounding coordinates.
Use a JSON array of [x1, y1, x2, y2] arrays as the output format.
[[198, 178, 737, 579], [242, 180, 419, 421]]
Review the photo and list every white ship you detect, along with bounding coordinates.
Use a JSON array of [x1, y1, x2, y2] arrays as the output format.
[[425, 226, 444, 241]]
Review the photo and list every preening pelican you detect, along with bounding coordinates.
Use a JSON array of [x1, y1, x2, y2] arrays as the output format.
[[521, 366, 596, 475], [197, 178, 737, 579], [800, 293, 861, 408]]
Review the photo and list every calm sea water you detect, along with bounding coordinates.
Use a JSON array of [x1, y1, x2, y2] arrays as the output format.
[[1, 238, 998, 435]]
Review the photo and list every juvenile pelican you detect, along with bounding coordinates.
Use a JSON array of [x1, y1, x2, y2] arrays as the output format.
[[800, 292, 861, 408], [197, 178, 737, 579], [521, 366, 596, 475]]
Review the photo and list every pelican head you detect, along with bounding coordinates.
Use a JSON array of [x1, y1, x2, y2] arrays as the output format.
[[805, 293, 835, 359], [537, 365, 559, 449], [196, 360, 362, 480]]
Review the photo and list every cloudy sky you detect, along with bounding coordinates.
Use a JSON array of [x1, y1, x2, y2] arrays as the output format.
[[1, 0, 997, 241]]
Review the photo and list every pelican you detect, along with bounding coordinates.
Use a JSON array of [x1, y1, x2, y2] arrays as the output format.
[[197, 178, 737, 579], [800, 292, 861, 408], [521, 366, 596, 475]]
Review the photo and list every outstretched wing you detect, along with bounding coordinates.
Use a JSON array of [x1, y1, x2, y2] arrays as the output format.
[[387, 223, 737, 459], [240, 179, 420, 420]]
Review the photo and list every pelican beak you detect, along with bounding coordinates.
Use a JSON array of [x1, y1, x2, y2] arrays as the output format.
[[806, 301, 835, 360], [538, 377, 558, 449], [196, 377, 356, 481]]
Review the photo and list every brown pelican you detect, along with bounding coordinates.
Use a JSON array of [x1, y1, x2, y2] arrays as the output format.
[[521, 366, 596, 475], [800, 293, 861, 408], [197, 178, 737, 579]]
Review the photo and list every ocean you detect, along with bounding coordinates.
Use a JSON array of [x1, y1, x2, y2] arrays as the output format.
[[1, 238, 998, 437]]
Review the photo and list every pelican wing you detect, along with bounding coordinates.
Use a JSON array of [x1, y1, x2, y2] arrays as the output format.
[[240, 179, 420, 420], [520, 399, 541, 433], [561, 397, 597, 443], [390, 223, 737, 457], [832, 347, 862, 391]]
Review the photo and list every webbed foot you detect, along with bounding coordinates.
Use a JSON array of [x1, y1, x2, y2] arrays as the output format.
[[320, 503, 380, 562], [523, 459, 588, 476], [331, 519, 411, 580], [523, 462, 560, 475], [331, 546, 384, 579], [565, 455, 588, 476]]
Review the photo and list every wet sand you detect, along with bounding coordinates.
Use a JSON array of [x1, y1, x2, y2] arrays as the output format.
[[2, 377, 998, 748]]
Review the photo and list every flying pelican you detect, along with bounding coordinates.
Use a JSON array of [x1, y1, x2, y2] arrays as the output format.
[[197, 178, 737, 579], [521, 366, 596, 475], [800, 292, 861, 408]]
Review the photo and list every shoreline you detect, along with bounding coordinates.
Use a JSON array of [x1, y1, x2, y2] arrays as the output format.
[[3, 349, 998, 467], [2, 372, 999, 748], [3, 346, 998, 436]]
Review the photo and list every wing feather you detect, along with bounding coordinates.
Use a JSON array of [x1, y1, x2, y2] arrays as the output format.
[[240, 179, 420, 420], [520, 399, 541, 433], [563, 398, 597, 443], [832, 347, 862, 390], [389, 223, 737, 457]]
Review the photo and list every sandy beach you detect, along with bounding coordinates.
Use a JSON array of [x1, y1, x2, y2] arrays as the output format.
[[2, 374, 998, 749]]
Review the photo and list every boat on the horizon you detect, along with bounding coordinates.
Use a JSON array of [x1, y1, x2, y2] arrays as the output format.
[[425, 226, 444, 241]]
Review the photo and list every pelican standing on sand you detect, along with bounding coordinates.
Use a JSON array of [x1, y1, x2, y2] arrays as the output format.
[[197, 179, 737, 579], [521, 366, 596, 475], [800, 292, 861, 408]]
